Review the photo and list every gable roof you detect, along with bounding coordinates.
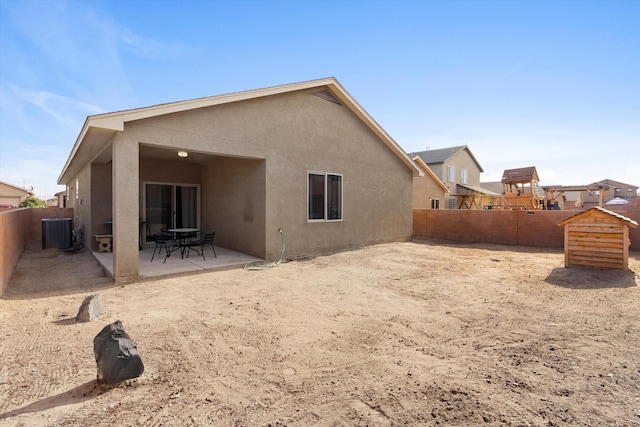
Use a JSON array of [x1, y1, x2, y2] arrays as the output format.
[[0, 180, 33, 196], [588, 179, 638, 190], [412, 156, 449, 192], [58, 77, 421, 184], [544, 179, 638, 193], [501, 166, 539, 184], [557, 206, 638, 227], [408, 145, 484, 172]]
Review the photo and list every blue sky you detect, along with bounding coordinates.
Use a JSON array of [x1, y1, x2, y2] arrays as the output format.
[[1, 0, 638, 200]]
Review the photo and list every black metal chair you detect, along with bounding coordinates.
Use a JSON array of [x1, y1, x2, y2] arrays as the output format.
[[186, 230, 216, 260], [151, 232, 174, 263]]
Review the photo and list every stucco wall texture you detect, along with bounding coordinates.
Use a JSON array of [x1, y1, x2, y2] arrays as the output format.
[[122, 89, 413, 260]]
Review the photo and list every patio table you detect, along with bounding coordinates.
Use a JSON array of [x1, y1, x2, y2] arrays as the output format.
[[167, 228, 200, 258]]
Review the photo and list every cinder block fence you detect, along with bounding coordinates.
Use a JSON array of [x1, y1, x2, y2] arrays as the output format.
[[413, 204, 639, 251], [0, 207, 74, 295], [2, 204, 638, 297]]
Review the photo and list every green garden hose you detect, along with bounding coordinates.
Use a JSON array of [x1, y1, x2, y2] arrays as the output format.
[[244, 229, 285, 271]]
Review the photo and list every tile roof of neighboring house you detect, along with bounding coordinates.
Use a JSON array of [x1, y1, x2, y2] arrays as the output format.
[[501, 166, 538, 184], [543, 179, 638, 193], [408, 145, 484, 172], [588, 179, 638, 190]]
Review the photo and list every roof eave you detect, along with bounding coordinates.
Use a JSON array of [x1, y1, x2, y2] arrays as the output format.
[[412, 157, 448, 191], [58, 77, 422, 183]]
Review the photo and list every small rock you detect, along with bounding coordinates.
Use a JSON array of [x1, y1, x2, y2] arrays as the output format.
[[76, 294, 105, 322]]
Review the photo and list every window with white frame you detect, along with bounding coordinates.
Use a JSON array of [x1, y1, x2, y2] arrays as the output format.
[[461, 168, 468, 184], [447, 166, 455, 183], [448, 197, 457, 209], [431, 198, 440, 209], [308, 172, 342, 221]]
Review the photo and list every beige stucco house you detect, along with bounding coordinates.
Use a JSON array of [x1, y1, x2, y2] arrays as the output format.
[[47, 191, 67, 207], [408, 145, 494, 209], [411, 156, 449, 209], [58, 78, 421, 282], [0, 180, 33, 208], [581, 179, 638, 207]]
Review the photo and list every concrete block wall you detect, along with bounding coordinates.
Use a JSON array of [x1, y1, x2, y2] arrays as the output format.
[[611, 202, 640, 249], [414, 204, 639, 250], [29, 207, 75, 241], [0, 207, 74, 296], [0, 208, 30, 295]]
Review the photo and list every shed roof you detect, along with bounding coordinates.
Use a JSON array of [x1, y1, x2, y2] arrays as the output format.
[[557, 206, 638, 227], [501, 166, 539, 184], [455, 183, 501, 196], [58, 77, 421, 184]]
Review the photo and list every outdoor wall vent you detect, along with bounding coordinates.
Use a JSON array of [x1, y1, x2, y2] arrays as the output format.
[[309, 89, 342, 105]]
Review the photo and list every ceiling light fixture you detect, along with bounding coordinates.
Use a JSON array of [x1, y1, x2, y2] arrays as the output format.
[[177, 151, 188, 158]]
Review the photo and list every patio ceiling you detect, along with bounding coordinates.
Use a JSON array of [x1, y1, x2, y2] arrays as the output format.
[[91, 143, 223, 166]]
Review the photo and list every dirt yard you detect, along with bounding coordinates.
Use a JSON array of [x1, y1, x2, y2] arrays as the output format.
[[1, 239, 639, 426]]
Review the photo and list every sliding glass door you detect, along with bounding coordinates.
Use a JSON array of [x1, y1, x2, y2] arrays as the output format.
[[145, 183, 199, 241]]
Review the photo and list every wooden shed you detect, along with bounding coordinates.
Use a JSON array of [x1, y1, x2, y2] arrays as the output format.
[[557, 207, 638, 269]]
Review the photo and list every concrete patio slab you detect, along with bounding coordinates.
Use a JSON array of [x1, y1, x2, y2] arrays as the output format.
[[93, 245, 261, 278]]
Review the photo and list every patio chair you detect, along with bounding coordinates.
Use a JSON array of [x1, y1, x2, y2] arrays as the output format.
[[151, 232, 175, 263], [186, 230, 216, 260]]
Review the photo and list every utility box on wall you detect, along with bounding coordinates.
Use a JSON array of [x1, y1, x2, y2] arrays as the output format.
[[42, 218, 72, 250]]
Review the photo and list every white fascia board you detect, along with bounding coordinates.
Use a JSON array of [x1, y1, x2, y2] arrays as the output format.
[[328, 80, 422, 177]]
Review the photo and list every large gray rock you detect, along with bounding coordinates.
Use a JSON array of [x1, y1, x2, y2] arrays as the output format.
[[76, 294, 104, 322], [93, 320, 144, 384]]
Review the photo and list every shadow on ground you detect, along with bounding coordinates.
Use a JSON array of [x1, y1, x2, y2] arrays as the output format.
[[0, 380, 112, 420], [545, 266, 637, 289]]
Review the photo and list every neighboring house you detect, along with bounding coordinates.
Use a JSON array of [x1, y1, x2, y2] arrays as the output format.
[[0, 180, 33, 208], [47, 191, 67, 207], [57, 77, 421, 281], [479, 181, 504, 196], [409, 145, 493, 209], [581, 179, 638, 207], [543, 179, 637, 209], [556, 191, 583, 210], [411, 156, 449, 209]]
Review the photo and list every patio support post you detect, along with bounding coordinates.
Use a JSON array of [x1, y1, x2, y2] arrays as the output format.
[[112, 134, 139, 282]]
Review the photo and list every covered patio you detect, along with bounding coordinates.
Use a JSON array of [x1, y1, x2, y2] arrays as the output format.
[[93, 244, 261, 279]]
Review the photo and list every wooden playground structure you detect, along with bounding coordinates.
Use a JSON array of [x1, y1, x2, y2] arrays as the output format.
[[489, 166, 545, 210]]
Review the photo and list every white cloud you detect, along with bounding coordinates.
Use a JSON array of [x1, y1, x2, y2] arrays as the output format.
[[9, 84, 103, 128]]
